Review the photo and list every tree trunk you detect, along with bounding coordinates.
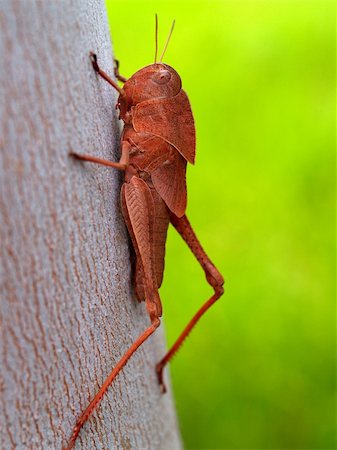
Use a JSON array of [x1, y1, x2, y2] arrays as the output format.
[[0, 1, 181, 449]]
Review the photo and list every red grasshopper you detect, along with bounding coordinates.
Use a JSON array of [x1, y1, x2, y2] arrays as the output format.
[[66, 17, 224, 449]]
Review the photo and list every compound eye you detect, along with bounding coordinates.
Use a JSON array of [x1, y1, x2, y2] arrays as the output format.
[[152, 69, 171, 85]]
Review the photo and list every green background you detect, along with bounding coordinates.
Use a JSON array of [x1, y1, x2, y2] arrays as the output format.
[[105, 1, 335, 449]]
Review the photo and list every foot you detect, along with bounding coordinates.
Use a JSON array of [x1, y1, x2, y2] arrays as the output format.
[[155, 362, 167, 394], [114, 59, 127, 83], [89, 51, 99, 73], [114, 58, 120, 77], [69, 151, 82, 160]]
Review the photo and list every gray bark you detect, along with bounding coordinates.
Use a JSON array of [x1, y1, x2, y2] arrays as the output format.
[[0, 1, 181, 449]]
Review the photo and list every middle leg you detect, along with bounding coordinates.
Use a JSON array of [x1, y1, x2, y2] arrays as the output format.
[[70, 140, 130, 171]]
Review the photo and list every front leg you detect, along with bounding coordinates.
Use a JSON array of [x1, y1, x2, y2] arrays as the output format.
[[114, 59, 128, 83], [90, 52, 124, 96], [156, 213, 224, 392]]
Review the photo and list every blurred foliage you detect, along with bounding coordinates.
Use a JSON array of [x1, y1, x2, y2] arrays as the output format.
[[105, 1, 335, 448]]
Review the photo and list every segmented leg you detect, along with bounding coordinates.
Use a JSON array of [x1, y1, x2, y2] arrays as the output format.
[[133, 258, 146, 302], [156, 213, 224, 393], [64, 168, 162, 450], [114, 59, 127, 83], [131, 186, 170, 304], [70, 141, 130, 170], [121, 176, 163, 320], [64, 318, 160, 450], [90, 52, 124, 95]]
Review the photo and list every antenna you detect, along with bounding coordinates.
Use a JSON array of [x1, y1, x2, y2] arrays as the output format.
[[159, 19, 175, 63], [154, 14, 159, 63]]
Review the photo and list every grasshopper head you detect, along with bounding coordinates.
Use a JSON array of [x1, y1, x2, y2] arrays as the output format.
[[118, 16, 180, 118], [123, 63, 181, 104]]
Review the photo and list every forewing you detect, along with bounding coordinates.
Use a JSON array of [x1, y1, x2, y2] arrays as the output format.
[[131, 135, 188, 217], [151, 151, 187, 218], [133, 90, 196, 164]]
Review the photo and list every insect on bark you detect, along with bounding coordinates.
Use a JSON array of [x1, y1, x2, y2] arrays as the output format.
[[65, 16, 224, 449]]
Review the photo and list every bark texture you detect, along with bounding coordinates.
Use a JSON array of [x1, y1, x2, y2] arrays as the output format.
[[0, 1, 181, 449]]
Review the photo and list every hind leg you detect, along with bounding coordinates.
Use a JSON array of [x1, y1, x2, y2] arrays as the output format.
[[133, 258, 146, 302], [156, 213, 224, 392]]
